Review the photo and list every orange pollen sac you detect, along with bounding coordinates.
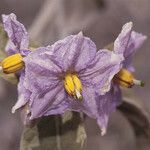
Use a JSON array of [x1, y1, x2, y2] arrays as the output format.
[[64, 73, 83, 100], [114, 69, 144, 88]]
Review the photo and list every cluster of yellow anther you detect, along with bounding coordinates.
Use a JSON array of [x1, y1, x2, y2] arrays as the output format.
[[0, 53, 143, 95], [114, 69, 144, 88], [64, 73, 83, 100], [1, 53, 24, 74]]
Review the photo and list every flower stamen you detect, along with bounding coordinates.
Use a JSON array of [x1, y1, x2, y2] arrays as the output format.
[[114, 69, 144, 88], [1, 53, 24, 74], [64, 73, 83, 100]]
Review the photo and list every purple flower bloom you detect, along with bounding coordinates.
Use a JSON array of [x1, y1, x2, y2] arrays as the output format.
[[102, 22, 147, 130], [14, 32, 122, 135], [2, 13, 31, 116], [3, 14, 146, 135]]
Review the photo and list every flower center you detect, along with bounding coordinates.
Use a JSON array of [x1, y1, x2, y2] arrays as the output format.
[[114, 69, 144, 88], [0, 53, 24, 74], [64, 73, 83, 100]]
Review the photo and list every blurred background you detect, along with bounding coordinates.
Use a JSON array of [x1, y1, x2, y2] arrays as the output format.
[[0, 0, 150, 149]]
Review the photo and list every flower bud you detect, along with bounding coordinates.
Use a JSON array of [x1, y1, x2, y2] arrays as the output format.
[[1, 53, 24, 74]]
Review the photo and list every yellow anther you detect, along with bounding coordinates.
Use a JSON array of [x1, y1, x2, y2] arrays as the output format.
[[64, 73, 82, 100], [72, 74, 82, 92], [114, 68, 144, 88], [1, 53, 24, 74]]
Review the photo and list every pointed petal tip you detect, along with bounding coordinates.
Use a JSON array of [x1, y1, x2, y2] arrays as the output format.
[[126, 21, 133, 27], [97, 116, 108, 136], [143, 35, 148, 41], [78, 31, 84, 36], [132, 31, 147, 42], [122, 21, 133, 33], [11, 107, 16, 114], [2, 13, 16, 21], [101, 127, 106, 136], [2, 14, 5, 19], [128, 21, 133, 26]]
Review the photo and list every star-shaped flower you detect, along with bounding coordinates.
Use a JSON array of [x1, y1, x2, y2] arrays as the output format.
[[15, 32, 122, 135], [1, 13, 32, 120], [113, 22, 147, 92], [100, 22, 147, 132], [1, 13, 146, 135]]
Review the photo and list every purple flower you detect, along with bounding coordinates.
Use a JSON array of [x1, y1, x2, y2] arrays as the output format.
[[14, 32, 122, 135], [101, 22, 147, 131], [3, 14, 146, 135], [2, 14, 31, 116]]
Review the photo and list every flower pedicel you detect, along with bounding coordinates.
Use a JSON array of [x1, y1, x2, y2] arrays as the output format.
[[0, 13, 147, 135]]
